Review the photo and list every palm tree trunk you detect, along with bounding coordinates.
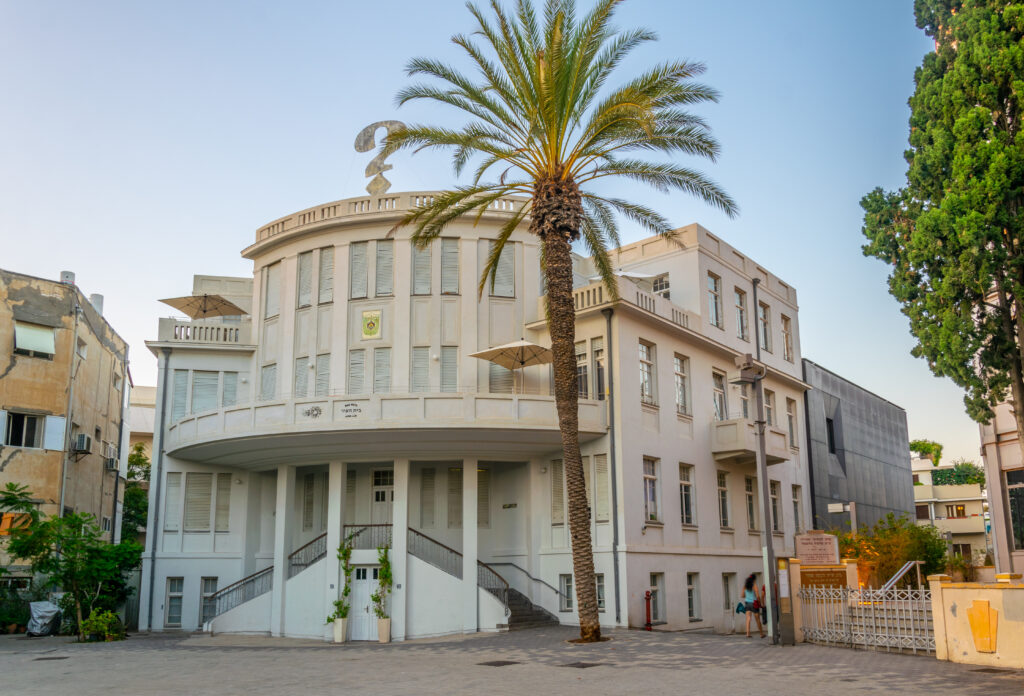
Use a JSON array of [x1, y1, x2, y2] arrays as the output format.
[[533, 176, 600, 642]]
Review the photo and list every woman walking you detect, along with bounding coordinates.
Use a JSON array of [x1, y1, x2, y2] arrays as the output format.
[[743, 573, 765, 638]]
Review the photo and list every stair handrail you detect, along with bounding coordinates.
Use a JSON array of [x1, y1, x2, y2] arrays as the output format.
[[287, 532, 328, 578], [477, 560, 510, 617], [880, 560, 924, 591], [488, 562, 570, 600], [210, 565, 274, 618], [408, 528, 463, 578]]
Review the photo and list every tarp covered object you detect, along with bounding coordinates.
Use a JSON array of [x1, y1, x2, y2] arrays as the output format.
[[26, 601, 60, 636]]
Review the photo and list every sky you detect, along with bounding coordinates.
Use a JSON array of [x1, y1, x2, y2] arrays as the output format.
[[0, 1, 982, 463]]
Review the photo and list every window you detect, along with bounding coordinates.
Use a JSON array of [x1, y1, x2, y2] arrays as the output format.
[[76, 337, 88, 359], [687, 573, 700, 620], [447, 467, 462, 530], [679, 464, 695, 526], [550, 459, 565, 526], [639, 342, 656, 405], [412, 243, 431, 295], [592, 337, 605, 401], [411, 347, 429, 392], [215, 473, 231, 532], [440, 346, 458, 392], [172, 369, 188, 421], [757, 302, 772, 352], [165, 577, 184, 627], [722, 573, 736, 612], [1008, 470, 1024, 551], [0, 513, 30, 536], [222, 372, 238, 407], [826, 417, 837, 454], [373, 348, 391, 393], [113, 372, 123, 391], [594, 454, 610, 523], [489, 241, 514, 297], [913, 474, 920, 484], [349, 241, 368, 299], [347, 349, 365, 393], [375, 240, 394, 296], [164, 472, 182, 532], [13, 321, 56, 359], [916, 504, 930, 521], [297, 251, 313, 307], [264, 262, 281, 318], [745, 476, 758, 530], [769, 481, 781, 532], [420, 467, 436, 527], [717, 471, 730, 528], [734, 289, 748, 340], [303, 473, 315, 530], [786, 398, 798, 447], [650, 573, 665, 621], [576, 342, 588, 399], [489, 362, 513, 394], [345, 470, 356, 525], [318, 247, 334, 303], [674, 355, 690, 415], [653, 274, 670, 299], [952, 543, 972, 558], [764, 390, 775, 427], [705, 273, 722, 328], [184, 472, 213, 532], [477, 467, 491, 528], [596, 573, 606, 611], [712, 372, 728, 421], [441, 238, 460, 294], [101, 516, 112, 532], [781, 315, 794, 362], [643, 458, 660, 522], [559, 574, 573, 611], [739, 383, 750, 419], [260, 364, 277, 400], [792, 485, 802, 533], [191, 371, 219, 413], [4, 413, 42, 448], [200, 577, 218, 626], [315, 355, 330, 396], [946, 504, 966, 519]]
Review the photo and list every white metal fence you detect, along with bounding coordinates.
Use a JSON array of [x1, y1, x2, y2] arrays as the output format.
[[798, 586, 934, 654]]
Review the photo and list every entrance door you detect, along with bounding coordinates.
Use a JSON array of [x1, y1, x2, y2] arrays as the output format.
[[371, 469, 394, 525], [349, 566, 379, 641]]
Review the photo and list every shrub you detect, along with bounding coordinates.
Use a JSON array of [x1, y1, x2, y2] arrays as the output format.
[[80, 609, 125, 642], [828, 513, 947, 586]]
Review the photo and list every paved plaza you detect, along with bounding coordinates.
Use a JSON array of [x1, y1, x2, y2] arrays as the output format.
[[2, 627, 1022, 695]]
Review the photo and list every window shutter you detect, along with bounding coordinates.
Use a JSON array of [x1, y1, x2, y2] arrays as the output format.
[[373, 348, 391, 393], [447, 468, 462, 529], [215, 473, 231, 532], [302, 473, 315, 530], [550, 460, 564, 525], [411, 347, 429, 392], [412, 243, 431, 295], [172, 370, 188, 421], [43, 415, 65, 451], [490, 241, 514, 297], [349, 242, 367, 299], [440, 346, 458, 392], [184, 472, 212, 532], [594, 454, 610, 522], [260, 364, 277, 400], [264, 263, 281, 318], [191, 371, 219, 414], [319, 471, 329, 531], [0, 410, 7, 446], [477, 468, 490, 527], [293, 357, 309, 398], [375, 240, 394, 296], [319, 247, 334, 303], [14, 322, 55, 355], [420, 468, 436, 527], [315, 354, 330, 396], [441, 239, 459, 294], [581, 455, 592, 521], [164, 472, 182, 531], [297, 251, 313, 307], [345, 470, 356, 524], [347, 350, 365, 393], [222, 372, 238, 407], [489, 362, 513, 394]]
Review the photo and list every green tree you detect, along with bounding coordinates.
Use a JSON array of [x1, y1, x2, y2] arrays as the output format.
[[932, 458, 986, 486], [909, 439, 943, 466], [861, 1, 1024, 458], [121, 444, 150, 541], [385, 0, 735, 642], [829, 513, 947, 585], [0, 483, 42, 583]]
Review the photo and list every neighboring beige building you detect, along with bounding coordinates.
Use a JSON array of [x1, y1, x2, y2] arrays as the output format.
[[128, 385, 156, 458], [912, 456, 988, 562], [980, 402, 1024, 573], [0, 269, 130, 577]]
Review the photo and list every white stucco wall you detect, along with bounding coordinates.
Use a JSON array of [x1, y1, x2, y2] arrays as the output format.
[[284, 558, 328, 640], [208, 591, 271, 635]]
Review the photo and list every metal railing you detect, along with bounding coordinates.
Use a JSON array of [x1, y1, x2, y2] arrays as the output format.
[[489, 562, 570, 601], [880, 560, 924, 590], [288, 533, 328, 578], [343, 524, 393, 550], [798, 586, 934, 654], [477, 561, 510, 616], [211, 566, 273, 619], [408, 528, 462, 579]]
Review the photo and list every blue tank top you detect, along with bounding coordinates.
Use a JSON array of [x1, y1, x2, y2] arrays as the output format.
[[744, 588, 755, 603]]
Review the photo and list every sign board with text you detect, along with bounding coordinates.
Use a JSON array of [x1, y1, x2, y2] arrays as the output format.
[[799, 567, 849, 588], [795, 533, 840, 565]]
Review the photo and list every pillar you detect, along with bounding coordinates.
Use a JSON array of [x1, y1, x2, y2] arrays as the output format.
[[462, 459, 478, 632], [270, 464, 296, 637], [392, 459, 410, 640], [789, 559, 803, 643], [929, 574, 951, 661], [322, 462, 345, 640]]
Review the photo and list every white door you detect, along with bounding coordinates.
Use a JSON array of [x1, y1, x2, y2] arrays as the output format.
[[371, 469, 394, 525], [349, 566, 379, 641]]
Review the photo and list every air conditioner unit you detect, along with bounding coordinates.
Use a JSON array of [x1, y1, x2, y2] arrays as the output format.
[[73, 434, 92, 453], [105, 458, 117, 470]]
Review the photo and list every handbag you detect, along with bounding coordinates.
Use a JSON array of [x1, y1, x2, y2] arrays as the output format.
[[735, 602, 745, 615], [752, 598, 761, 611]]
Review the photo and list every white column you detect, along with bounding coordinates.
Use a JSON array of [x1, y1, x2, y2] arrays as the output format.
[[323, 462, 345, 640], [392, 459, 410, 640], [462, 459, 478, 632], [270, 464, 296, 637]]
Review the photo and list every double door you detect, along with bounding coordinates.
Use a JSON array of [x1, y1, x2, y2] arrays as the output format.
[[349, 566, 380, 641]]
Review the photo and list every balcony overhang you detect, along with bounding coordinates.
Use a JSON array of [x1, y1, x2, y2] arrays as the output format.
[[710, 418, 791, 465]]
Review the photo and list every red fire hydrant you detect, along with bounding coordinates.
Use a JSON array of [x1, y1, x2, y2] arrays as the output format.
[[644, 591, 652, 631]]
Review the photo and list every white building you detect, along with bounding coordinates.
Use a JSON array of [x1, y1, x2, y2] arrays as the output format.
[[138, 191, 811, 640]]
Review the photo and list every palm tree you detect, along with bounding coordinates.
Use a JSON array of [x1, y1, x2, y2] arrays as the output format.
[[386, 0, 736, 642]]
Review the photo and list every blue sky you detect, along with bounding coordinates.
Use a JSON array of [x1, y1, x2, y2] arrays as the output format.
[[0, 1, 979, 462]]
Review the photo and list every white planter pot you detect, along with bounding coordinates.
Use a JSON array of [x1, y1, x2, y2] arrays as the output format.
[[333, 618, 347, 644], [377, 618, 391, 644]]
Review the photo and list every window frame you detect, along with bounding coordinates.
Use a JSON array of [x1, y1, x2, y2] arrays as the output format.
[[575, 341, 589, 399], [712, 371, 728, 421], [734, 288, 748, 340], [652, 274, 670, 299], [745, 476, 758, 531], [679, 464, 695, 526], [717, 471, 730, 528], [687, 572, 700, 621], [673, 354, 690, 416], [642, 457, 660, 522], [165, 577, 184, 628], [781, 314, 794, 362], [786, 398, 798, 448], [559, 574, 573, 612], [639, 341, 657, 406], [4, 412, 43, 449], [707, 273, 723, 328], [757, 301, 772, 353], [792, 484, 802, 533], [769, 480, 781, 533]]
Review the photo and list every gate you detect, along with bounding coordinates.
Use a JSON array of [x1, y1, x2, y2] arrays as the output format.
[[798, 586, 934, 654]]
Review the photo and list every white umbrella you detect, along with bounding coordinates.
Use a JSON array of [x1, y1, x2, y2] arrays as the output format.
[[469, 338, 553, 394], [588, 270, 658, 282], [160, 294, 246, 319]]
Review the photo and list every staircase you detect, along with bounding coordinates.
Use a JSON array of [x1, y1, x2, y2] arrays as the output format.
[[503, 588, 560, 631]]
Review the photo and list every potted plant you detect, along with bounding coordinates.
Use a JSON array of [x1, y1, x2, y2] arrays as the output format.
[[326, 531, 357, 643], [371, 542, 392, 643]]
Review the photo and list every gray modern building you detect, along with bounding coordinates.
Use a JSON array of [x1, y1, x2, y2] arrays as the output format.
[[802, 359, 914, 531]]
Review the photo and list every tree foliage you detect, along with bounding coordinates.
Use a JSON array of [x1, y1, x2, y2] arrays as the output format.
[[829, 513, 947, 586], [861, 1, 1024, 452], [932, 457, 986, 485], [121, 444, 150, 541], [909, 438, 944, 466]]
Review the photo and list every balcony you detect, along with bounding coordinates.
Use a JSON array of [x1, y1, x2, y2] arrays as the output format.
[[155, 317, 253, 348], [710, 417, 790, 465], [165, 389, 607, 468], [541, 281, 700, 329]]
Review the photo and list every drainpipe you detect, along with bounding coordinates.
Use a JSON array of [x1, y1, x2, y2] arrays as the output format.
[[601, 308, 622, 625], [146, 347, 172, 631], [801, 361, 817, 528], [112, 361, 127, 543], [58, 300, 82, 517]]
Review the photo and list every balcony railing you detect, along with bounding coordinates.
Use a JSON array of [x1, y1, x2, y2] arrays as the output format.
[[554, 280, 699, 330], [343, 524, 393, 550], [288, 533, 328, 578], [157, 317, 252, 346]]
